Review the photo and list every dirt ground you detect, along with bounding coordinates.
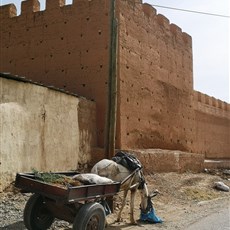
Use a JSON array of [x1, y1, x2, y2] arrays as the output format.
[[106, 170, 230, 229], [1, 170, 230, 229]]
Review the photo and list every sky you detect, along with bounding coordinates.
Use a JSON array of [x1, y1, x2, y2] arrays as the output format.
[[0, 0, 229, 103]]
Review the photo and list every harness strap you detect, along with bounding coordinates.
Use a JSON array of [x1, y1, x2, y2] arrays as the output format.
[[138, 170, 146, 190], [129, 182, 140, 190], [120, 168, 146, 191], [120, 168, 140, 185]]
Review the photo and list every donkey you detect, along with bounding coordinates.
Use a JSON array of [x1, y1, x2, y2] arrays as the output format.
[[91, 158, 159, 224]]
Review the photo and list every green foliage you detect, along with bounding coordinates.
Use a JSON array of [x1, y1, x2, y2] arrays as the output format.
[[31, 168, 81, 187], [32, 168, 65, 183]]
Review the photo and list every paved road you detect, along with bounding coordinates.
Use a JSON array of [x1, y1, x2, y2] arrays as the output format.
[[186, 207, 230, 230], [106, 198, 230, 230]]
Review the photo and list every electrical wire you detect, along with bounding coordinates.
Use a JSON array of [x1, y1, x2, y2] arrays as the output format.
[[149, 3, 230, 18], [123, 0, 230, 18]]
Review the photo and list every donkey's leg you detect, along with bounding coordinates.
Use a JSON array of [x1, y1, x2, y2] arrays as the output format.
[[117, 190, 128, 222], [130, 189, 137, 224]]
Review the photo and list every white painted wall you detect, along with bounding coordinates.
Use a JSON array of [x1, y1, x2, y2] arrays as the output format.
[[0, 77, 96, 191]]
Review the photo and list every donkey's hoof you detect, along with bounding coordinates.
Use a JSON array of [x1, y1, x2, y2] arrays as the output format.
[[130, 219, 138, 225], [131, 221, 138, 225], [116, 218, 122, 222]]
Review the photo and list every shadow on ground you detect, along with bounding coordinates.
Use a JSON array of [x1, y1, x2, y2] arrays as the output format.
[[0, 221, 25, 230]]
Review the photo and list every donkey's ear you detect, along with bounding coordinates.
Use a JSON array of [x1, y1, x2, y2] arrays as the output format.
[[149, 189, 159, 198]]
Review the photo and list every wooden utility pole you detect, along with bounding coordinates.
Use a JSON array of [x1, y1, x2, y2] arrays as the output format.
[[105, 0, 118, 159]]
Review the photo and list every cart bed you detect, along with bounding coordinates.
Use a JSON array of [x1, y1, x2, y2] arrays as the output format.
[[15, 172, 120, 203]]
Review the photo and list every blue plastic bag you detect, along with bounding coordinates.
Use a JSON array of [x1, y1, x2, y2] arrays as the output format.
[[140, 207, 163, 223]]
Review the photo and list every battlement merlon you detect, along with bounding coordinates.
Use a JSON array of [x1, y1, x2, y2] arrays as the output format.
[[0, 0, 112, 18], [21, 0, 40, 14], [0, 4, 17, 19], [142, 3, 157, 18], [139, 2, 193, 48], [21, 0, 69, 14], [194, 90, 230, 111], [156, 14, 170, 30], [46, 0, 65, 10]]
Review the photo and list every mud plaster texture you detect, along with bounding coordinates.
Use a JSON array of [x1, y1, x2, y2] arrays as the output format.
[[0, 1, 229, 159], [0, 77, 97, 191]]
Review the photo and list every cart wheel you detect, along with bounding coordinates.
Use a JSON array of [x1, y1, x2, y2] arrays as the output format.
[[73, 202, 105, 230], [23, 194, 54, 230]]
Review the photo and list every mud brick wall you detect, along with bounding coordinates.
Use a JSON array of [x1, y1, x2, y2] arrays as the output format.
[[193, 91, 230, 159], [0, 0, 111, 147], [116, 1, 195, 151], [1, 0, 229, 159]]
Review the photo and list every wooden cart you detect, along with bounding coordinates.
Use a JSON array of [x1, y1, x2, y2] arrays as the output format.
[[15, 171, 120, 230]]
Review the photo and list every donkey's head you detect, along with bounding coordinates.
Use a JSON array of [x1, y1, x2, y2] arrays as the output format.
[[139, 183, 159, 213], [139, 185, 162, 223]]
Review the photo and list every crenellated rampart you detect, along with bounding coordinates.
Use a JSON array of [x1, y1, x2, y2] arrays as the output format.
[[116, 0, 195, 152], [0, 0, 229, 161], [192, 91, 229, 159], [0, 0, 111, 147], [116, 0, 229, 158], [193, 91, 229, 118]]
